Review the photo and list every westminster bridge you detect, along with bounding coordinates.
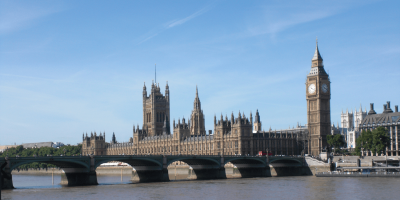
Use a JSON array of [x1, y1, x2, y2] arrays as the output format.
[[1, 155, 310, 189]]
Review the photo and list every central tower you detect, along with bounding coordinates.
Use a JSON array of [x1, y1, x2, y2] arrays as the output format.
[[143, 81, 170, 136], [190, 86, 206, 135], [306, 40, 331, 156]]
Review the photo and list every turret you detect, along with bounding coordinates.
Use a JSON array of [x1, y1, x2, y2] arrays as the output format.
[[165, 81, 169, 102], [250, 111, 253, 125], [163, 116, 170, 135], [143, 82, 147, 97], [193, 86, 201, 110], [255, 109, 260, 123], [112, 132, 116, 144]]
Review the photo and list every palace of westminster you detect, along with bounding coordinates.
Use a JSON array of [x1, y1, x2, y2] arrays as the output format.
[[81, 42, 333, 157], [82, 42, 400, 157]]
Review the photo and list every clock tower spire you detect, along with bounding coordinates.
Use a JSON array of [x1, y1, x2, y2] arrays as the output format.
[[306, 39, 331, 156]]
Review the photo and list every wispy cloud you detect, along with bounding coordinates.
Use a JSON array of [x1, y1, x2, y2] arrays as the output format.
[[240, 1, 378, 39], [246, 9, 337, 39], [137, 6, 213, 44], [166, 7, 210, 28]]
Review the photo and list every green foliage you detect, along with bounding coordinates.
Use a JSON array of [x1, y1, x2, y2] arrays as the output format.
[[327, 134, 346, 152], [372, 127, 390, 155], [0, 145, 82, 169], [355, 127, 390, 156]]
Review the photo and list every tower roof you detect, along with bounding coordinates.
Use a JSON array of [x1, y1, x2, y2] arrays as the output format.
[[312, 39, 323, 61], [193, 86, 201, 110]]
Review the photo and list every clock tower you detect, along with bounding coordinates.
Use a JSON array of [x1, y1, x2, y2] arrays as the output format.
[[306, 40, 331, 156]]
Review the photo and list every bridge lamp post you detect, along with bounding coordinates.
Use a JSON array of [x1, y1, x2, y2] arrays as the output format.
[[63, 148, 66, 156]]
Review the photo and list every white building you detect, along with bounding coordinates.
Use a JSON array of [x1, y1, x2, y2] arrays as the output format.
[[331, 106, 367, 150]]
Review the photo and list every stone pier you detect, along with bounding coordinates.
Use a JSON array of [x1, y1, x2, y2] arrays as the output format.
[[1, 160, 14, 189], [60, 168, 98, 186]]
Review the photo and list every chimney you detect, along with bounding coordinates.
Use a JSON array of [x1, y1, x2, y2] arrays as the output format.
[[386, 101, 393, 113], [368, 103, 376, 115], [395, 105, 398, 113]]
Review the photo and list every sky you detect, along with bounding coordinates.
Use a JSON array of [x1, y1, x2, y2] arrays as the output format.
[[0, 0, 399, 145]]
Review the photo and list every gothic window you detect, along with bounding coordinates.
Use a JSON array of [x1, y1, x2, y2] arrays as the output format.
[[217, 142, 220, 149]]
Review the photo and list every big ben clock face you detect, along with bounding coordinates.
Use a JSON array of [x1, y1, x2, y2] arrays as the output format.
[[322, 84, 328, 93], [308, 84, 316, 94]]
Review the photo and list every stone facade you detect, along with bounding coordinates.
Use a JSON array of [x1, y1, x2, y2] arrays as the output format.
[[306, 40, 331, 156], [143, 82, 170, 136], [341, 109, 354, 130], [82, 86, 303, 156], [82, 132, 106, 155]]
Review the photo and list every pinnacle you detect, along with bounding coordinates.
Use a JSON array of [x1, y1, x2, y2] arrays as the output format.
[[312, 38, 323, 61]]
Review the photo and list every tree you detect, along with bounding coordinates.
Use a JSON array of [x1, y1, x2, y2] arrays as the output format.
[[355, 130, 373, 156], [327, 134, 346, 153], [355, 127, 390, 156], [0, 145, 82, 169], [372, 126, 390, 156]]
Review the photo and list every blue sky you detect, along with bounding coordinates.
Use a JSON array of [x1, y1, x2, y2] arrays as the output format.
[[0, 0, 399, 145]]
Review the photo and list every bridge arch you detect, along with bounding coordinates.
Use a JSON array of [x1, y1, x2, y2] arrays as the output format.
[[167, 157, 220, 167], [93, 157, 162, 169], [223, 156, 268, 178], [8, 157, 91, 171], [2, 156, 96, 189], [224, 157, 267, 166], [268, 157, 305, 176], [269, 158, 303, 166], [93, 156, 166, 183], [166, 156, 223, 180]]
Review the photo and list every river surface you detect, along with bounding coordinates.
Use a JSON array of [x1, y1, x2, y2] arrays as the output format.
[[2, 174, 400, 200]]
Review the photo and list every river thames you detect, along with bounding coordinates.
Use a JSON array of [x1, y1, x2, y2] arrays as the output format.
[[2, 174, 400, 199]]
